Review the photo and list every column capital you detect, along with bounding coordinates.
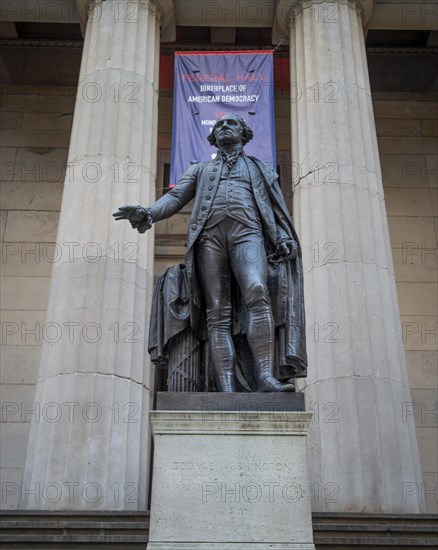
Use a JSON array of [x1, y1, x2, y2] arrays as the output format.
[[273, 0, 374, 43], [76, 0, 175, 41]]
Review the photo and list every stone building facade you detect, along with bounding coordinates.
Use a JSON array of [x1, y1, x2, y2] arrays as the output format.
[[0, 0, 437, 520]]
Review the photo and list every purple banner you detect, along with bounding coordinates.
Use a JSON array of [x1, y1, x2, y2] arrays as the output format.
[[170, 51, 276, 186]]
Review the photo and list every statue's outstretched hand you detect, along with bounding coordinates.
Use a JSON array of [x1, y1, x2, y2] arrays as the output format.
[[268, 239, 298, 265], [112, 205, 152, 233]]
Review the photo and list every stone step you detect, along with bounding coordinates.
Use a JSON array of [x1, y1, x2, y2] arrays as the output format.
[[313, 538, 437, 549], [314, 512, 436, 525], [0, 520, 149, 531], [0, 512, 149, 549], [0, 512, 436, 549], [313, 514, 438, 549]]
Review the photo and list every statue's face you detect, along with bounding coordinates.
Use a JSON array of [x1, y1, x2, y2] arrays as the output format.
[[214, 115, 243, 147]]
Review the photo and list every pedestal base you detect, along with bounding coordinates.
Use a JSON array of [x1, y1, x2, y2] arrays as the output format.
[[147, 544, 315, 549], [147, 408, 315, 549]]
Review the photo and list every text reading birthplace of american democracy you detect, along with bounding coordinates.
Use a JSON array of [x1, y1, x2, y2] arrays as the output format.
[[188, 94, 260, 103]]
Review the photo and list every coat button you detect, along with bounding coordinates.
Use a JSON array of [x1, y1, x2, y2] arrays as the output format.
[[197, 216, 203, 221], [206, 195, 211, 200], [191, 224, 197, 229], [210, 175, 215, 181], [208, 186, 213, 190], [201, 205, 207, 211], [213, 168, 218, 172]]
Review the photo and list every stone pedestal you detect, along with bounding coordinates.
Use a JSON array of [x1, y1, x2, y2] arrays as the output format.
[[147, 407, 315, 550]]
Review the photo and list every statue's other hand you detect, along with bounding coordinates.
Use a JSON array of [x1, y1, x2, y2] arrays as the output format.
[[283, 239, 298, 260], [112, 205, 152, 232], [269, 239, 298, 264]]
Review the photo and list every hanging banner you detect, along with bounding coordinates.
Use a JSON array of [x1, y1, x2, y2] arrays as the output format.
[[170, 50, 276, 186]]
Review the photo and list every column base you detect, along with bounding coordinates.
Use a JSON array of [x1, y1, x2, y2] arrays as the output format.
[[147, 410, 315, 550]]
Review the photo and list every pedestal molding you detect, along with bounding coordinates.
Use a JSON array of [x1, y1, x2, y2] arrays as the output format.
[[150, 411, 313, 435]]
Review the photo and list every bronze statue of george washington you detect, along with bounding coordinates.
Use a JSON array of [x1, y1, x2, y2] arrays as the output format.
[[113, 113, 307, 392]]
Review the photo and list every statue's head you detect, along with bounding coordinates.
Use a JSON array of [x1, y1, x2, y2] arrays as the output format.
[[207, 113, 254, 148]]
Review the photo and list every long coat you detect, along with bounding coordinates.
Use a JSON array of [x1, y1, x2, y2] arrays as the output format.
[[150, 154, 307, 379]]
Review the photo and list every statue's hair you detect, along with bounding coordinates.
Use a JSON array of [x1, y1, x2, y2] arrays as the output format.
[[207, 114, 254, 147]]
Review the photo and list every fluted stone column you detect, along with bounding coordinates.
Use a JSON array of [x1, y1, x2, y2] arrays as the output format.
[[277, 0, 425, 512], [21, 0, 163, 510]]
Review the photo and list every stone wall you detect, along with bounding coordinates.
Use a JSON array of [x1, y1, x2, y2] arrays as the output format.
[[376, 93, 437, 514], [0, 86, 75, 509]]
